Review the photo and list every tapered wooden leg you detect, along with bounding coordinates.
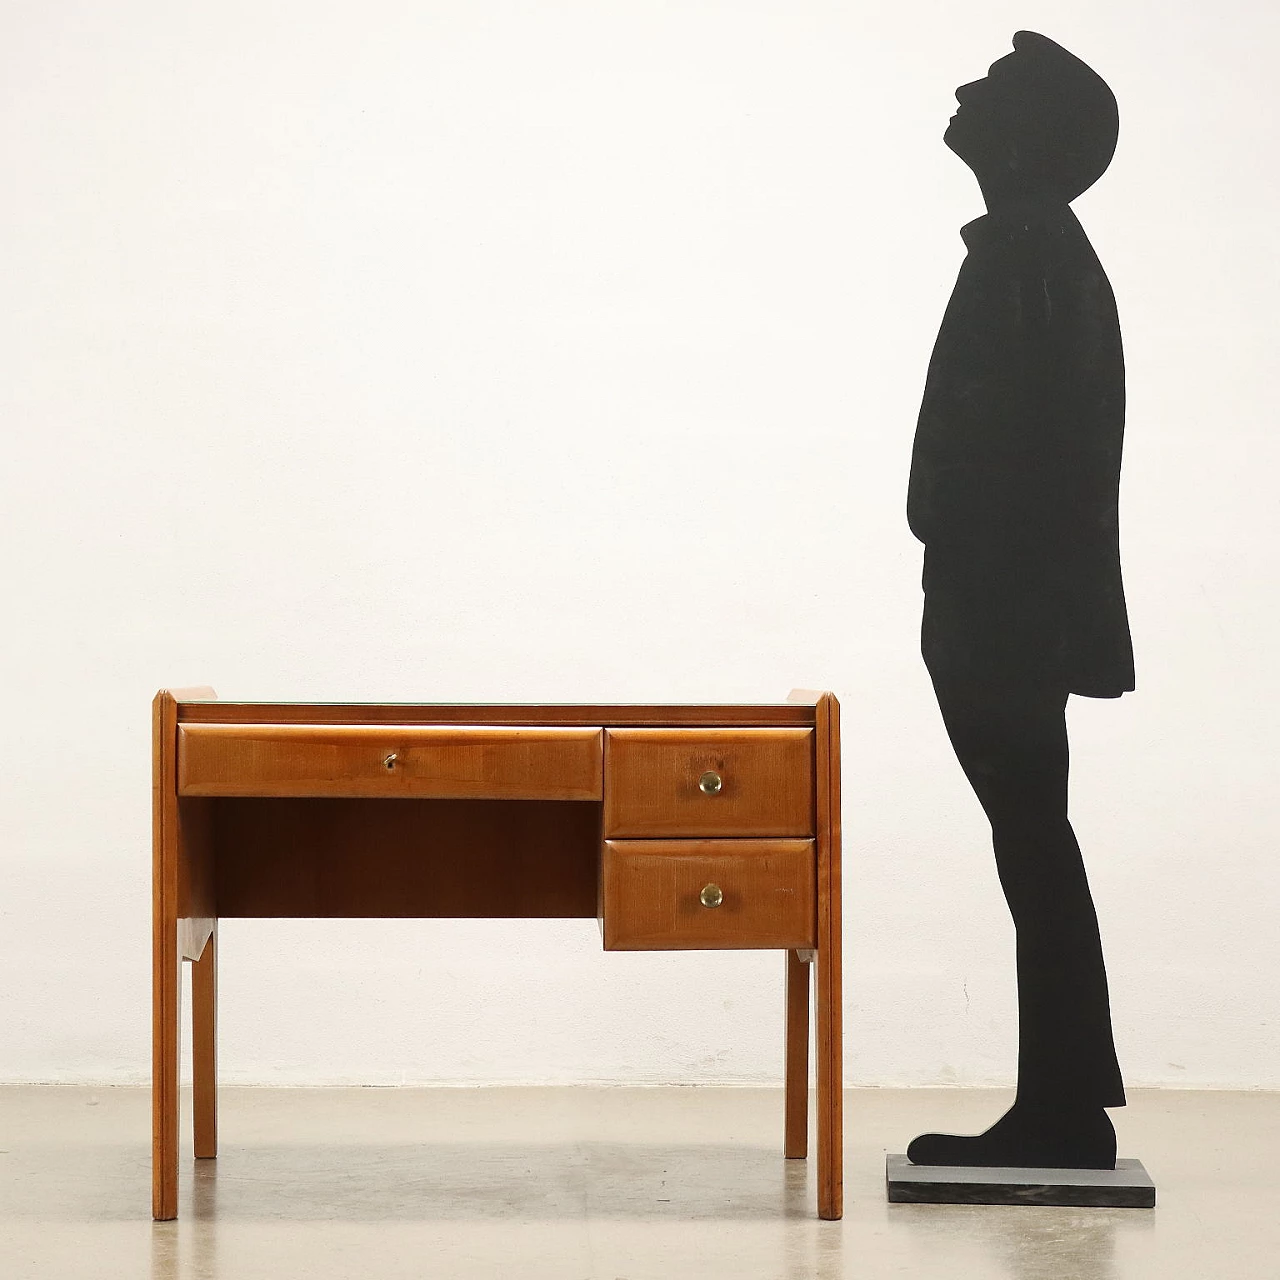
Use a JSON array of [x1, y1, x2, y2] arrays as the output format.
[[152, 930, 181, 1220], [815, 935, 842, 1219], [192, 923, 218, 1159], [784, 949, 810, 1158]]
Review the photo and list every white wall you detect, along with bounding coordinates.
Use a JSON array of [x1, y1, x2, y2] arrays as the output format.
[[2, 0, 1277, 1090]]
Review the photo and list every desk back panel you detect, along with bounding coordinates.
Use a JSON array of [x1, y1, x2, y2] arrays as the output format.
[[213, 798, 601, 918]]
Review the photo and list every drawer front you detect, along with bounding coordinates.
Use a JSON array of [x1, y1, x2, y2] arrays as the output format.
[[177, 724, 603, 799], [603, 729, 814, 837], [601, 839, 816, 950]]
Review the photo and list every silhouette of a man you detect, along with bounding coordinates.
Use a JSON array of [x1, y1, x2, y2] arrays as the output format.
[[907, 31, 1133, 1169]]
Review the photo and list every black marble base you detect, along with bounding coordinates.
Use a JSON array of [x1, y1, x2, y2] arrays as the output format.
[[886, 1154, 1155, 1208]]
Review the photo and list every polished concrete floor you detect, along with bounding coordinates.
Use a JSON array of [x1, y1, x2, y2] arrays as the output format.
[[0, 1085, 1275, 1279]]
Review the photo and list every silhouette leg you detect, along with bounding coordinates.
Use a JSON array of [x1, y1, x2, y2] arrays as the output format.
[[908, 675, 1123, 1167]]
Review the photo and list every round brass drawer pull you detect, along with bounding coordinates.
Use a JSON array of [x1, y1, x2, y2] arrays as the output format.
[[699, 883, 724, 909], [383, 753, 399, 770], [698, 770, 723, 795]]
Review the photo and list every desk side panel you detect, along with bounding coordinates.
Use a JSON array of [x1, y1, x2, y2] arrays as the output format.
[[814, 691, 843, 1219], [213, 798, 600, 918]]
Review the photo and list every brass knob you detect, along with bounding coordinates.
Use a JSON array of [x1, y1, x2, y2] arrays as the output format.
[[383, 752, 398, 770], [698, 770, 723, 795], [699, 883, 724, 909]]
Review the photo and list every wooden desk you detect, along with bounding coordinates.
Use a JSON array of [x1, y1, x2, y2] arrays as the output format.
[[152, 689, 843, 1220]]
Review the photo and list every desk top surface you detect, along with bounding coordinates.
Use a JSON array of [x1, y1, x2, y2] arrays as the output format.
[[169, 696, 833, 728]]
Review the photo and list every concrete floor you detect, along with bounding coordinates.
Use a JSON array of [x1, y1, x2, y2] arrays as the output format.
[[0, 1086, 1275, 1280]]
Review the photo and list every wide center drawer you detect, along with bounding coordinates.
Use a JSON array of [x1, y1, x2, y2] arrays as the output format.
[[600, 839, 816, 950], [603, 728, 814, 837], [177, 724, 603, 799]]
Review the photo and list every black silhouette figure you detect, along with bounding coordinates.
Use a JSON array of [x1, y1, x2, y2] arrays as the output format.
[[906, 31, 1132, 1170]]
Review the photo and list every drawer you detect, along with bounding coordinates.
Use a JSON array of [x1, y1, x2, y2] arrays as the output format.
[[603, 729, 813, 837], [600, 839, 816, 950], [177, 724, 603, 799]]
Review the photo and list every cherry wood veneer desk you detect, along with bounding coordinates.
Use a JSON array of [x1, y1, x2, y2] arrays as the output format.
[[152, 688, 843, 1220]]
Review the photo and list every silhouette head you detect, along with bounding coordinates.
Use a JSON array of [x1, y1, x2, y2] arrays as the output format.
[[945, 31, 1118, 206]]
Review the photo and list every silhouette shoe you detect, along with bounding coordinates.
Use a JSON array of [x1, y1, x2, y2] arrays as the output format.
[[906, 1101, 1117, 1169]]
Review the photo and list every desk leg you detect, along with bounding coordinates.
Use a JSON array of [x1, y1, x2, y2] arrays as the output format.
[[784, 950, 810, 1158], [815, 935, 842, 1219], [193, 923, 218, 1159], [152, 927, 180, 1220]]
